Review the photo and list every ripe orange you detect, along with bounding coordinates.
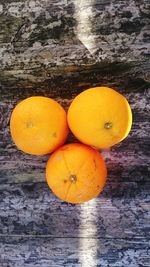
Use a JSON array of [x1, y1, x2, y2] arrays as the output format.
[[46, 143, 107, 204], [10, 96, 68, 155], [67, 87, 132, 148]]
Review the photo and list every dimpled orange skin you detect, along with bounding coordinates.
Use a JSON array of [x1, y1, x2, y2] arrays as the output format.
[[46, 143, 107, 204], [10, 96, 68, 155], [67, 87, 132, 149]]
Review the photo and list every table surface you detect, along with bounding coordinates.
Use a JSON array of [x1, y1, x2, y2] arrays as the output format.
[[0, 0, 150, 266]]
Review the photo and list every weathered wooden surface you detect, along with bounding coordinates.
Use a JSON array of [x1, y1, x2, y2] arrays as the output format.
[[0, 0, 150, 88], [0, 0, 150, 266], [0, 237, 149, 267], [0, 182, 149, 238]]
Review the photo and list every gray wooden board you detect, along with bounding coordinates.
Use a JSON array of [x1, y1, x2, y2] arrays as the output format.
[[0, 0, 150, 88], [0, 0, 150, 266], [0, 0, 149, 65], [0, 237, 149, 267], [0, 182, 149, 238]]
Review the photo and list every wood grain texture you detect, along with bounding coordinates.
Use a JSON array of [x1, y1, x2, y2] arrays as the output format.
[[0, 135, 149, 183], [0, 182, 149, 238], [0, 0, 150, 266], [0, 0, 150, 89], [0, 237, 149, 267]]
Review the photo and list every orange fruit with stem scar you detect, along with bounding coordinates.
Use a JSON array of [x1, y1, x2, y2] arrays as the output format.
[[67, 87, 132, 149], [10, 96, 68, 155], [46, 143, 107, 204]]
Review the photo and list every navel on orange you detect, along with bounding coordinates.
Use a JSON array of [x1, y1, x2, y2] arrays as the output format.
[[67, 87, 132, 149], [46, 143, 107, 204], [10, 96, 68, 155]]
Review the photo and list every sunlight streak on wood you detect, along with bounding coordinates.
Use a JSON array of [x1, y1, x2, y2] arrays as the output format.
[[74, 0, 97, 55], [79, 199, 98, 266]]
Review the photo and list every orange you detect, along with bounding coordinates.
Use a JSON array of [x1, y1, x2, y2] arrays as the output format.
[[67, 87, 132, 148], [46, 143, 107, 204], [10, 96, 68, 155]]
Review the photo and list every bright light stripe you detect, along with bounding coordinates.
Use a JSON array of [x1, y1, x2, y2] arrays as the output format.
[[79, 199, 97, 266], [74, 0, 96, 55]]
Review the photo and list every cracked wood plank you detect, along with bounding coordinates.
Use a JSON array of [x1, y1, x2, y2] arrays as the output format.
[[0, 0, 149, 89]]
